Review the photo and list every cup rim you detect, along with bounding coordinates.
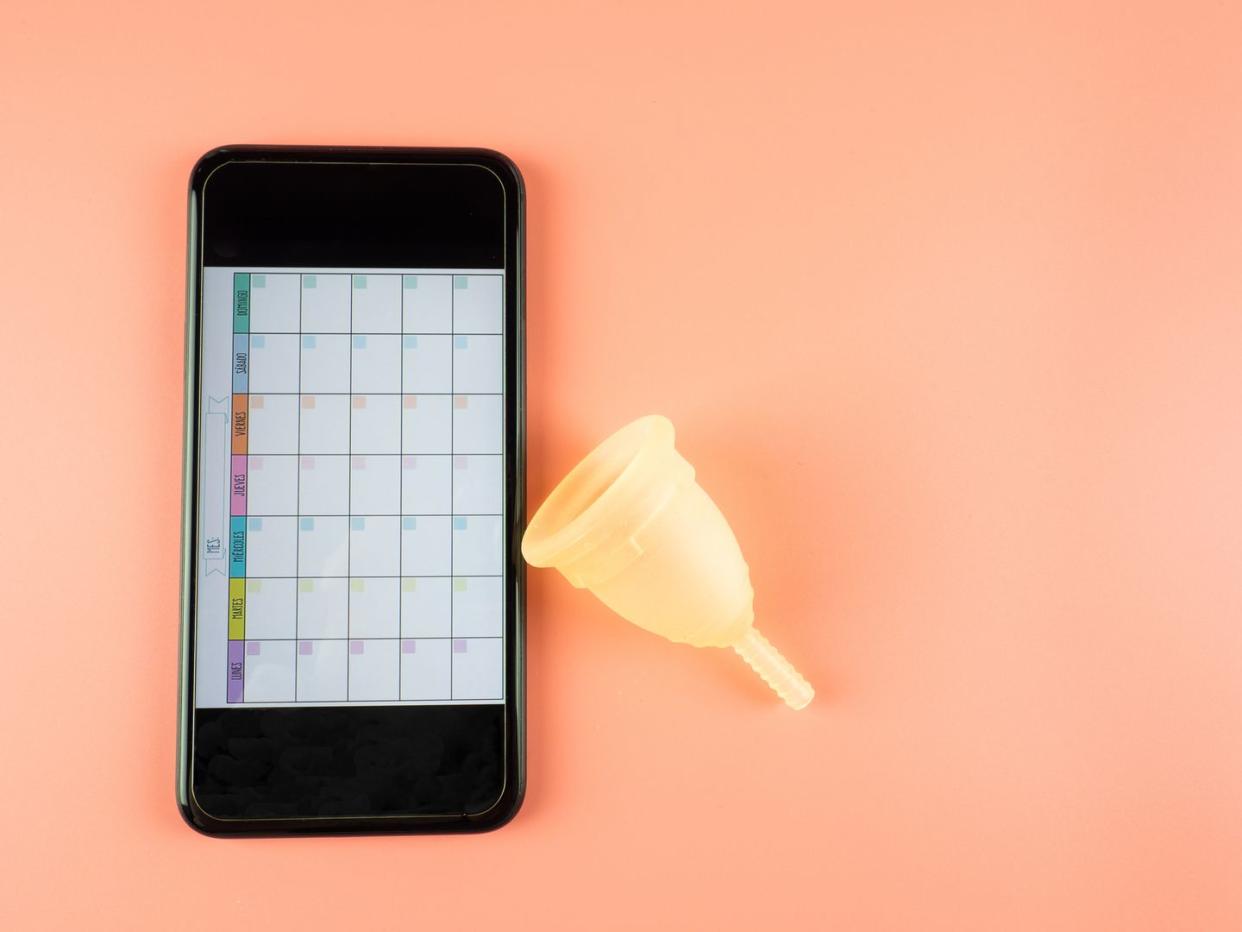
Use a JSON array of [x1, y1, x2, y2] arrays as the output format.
[[522, 414, 674, 568]]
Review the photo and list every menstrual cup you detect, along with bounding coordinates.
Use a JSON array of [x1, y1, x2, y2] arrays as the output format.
[[522, 415, 814, 709]]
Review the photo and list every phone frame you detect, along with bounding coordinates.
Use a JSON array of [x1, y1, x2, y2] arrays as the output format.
[[177, 146, 525, 835]]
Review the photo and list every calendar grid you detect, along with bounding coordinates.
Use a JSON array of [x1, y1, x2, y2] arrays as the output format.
[[220, 270, 505, 705]]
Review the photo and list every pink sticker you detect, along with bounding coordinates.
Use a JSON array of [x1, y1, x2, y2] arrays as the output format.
[[230, 455, 247, 515]]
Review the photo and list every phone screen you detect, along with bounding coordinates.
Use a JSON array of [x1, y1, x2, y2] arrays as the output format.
[[181, 150, 524, 832], [196, 269, 505, 706]]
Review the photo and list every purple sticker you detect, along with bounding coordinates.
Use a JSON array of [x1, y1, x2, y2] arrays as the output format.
[[350, 640, 364, 654], [298, 641, 313, 655], [401, 639, 417, 654], [228, 646, 244, 705], [452, 639, 467, 653], [227, 642, 245, 702], [246, 641, 261, 656]]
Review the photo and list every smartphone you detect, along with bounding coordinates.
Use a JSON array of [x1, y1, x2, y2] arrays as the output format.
[[177, 146, 525, 835]]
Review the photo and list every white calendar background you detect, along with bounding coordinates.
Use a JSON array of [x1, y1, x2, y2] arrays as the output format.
[[195, 267, 505, 707]]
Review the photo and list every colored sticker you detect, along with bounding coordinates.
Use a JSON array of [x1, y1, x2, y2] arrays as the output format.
[[229, 516, 246, 577], [227, 641, 245, 702], [231, 394, 248, 454], [228, 578, 246, 640], [232, 335, 249, 392], [233, 273, 250, 333], [230, 455, 247, 516]]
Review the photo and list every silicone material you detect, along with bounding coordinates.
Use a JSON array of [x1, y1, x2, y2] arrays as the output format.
[[522, 415, 814, 709]]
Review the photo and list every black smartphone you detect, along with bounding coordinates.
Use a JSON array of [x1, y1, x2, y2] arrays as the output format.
[[177, 146, 525, 835]]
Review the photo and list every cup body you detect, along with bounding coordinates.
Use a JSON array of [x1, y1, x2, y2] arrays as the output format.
[[522, 416, 754, 648]]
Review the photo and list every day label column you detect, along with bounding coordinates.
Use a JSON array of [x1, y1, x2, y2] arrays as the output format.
[[228, 273, 250, 701]]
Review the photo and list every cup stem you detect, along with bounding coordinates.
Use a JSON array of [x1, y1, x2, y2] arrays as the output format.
[[732, 628, 815, 710]]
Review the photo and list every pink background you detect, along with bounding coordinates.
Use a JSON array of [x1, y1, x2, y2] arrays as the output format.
[[3, 2, 1241, 929]]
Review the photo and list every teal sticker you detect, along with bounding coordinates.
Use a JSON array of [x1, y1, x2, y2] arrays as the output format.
[[252, 274, 266, 288], [304, 274, 317, 288], [353, 274, 367, 289], [453, 275, 468, 289], [233, 273, 250, 333], [403, 275, 418, 289]]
